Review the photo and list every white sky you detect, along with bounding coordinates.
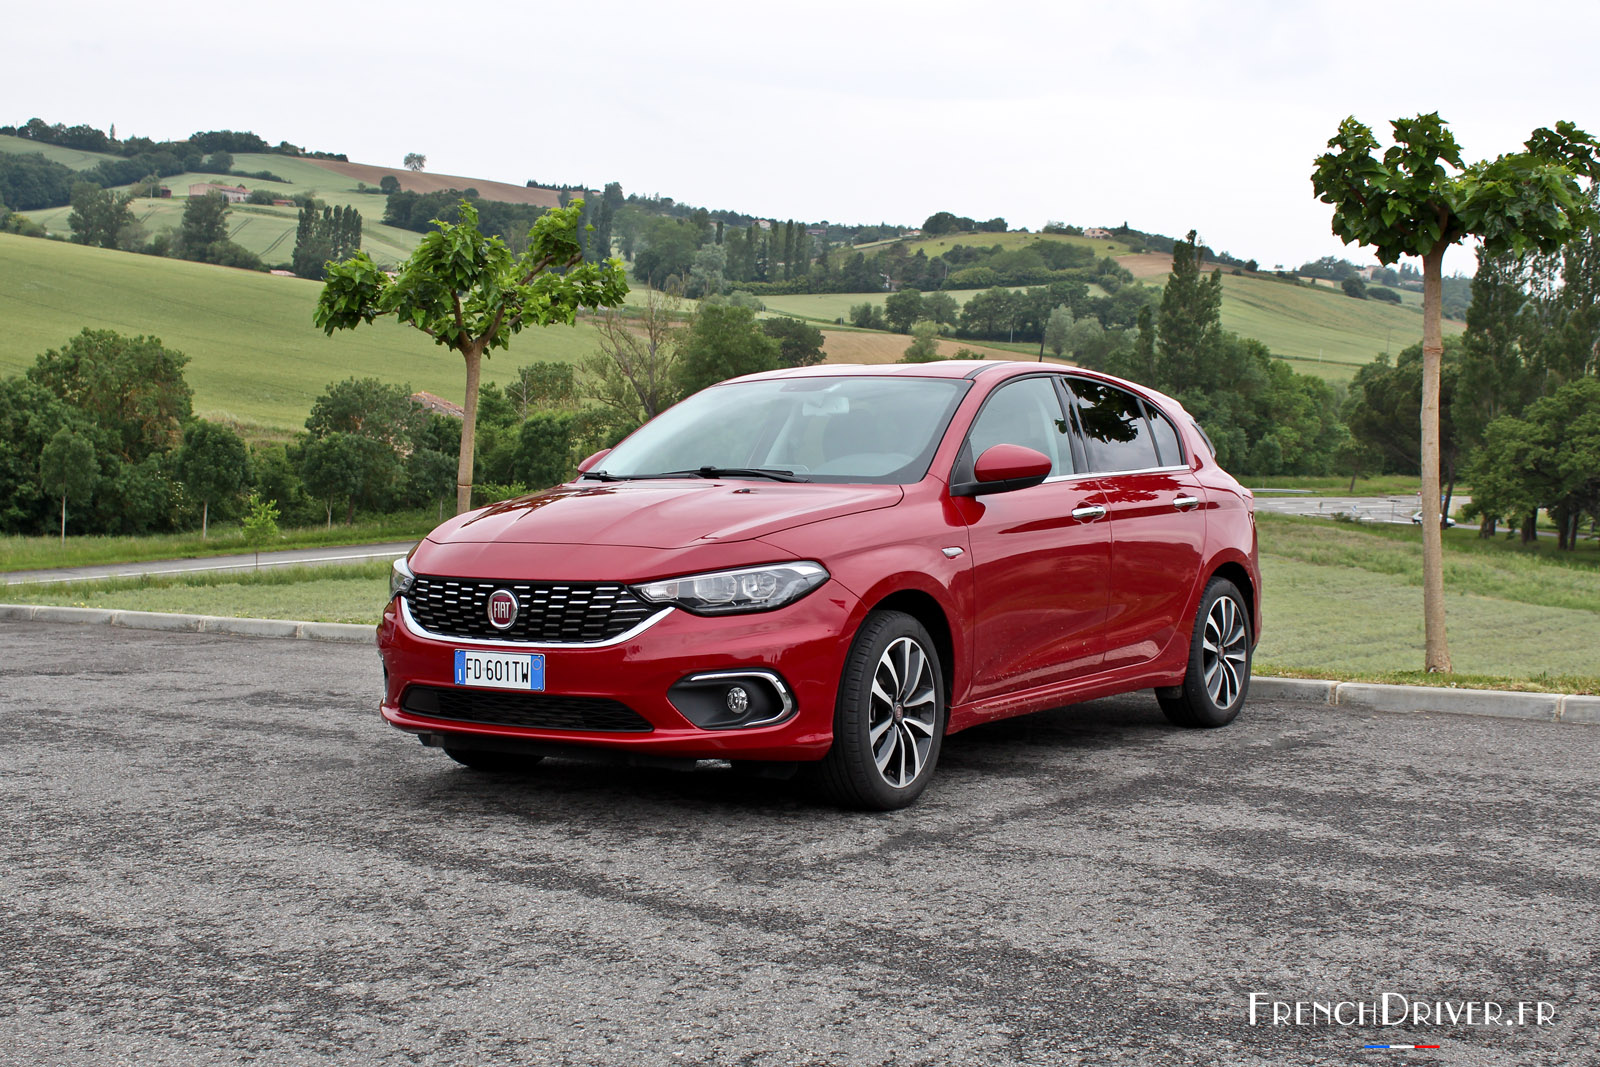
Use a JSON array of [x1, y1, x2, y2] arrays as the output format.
[[9, 0, 1599, 274]]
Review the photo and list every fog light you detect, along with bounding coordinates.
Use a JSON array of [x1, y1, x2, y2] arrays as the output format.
[[726, 686, 750, 714]]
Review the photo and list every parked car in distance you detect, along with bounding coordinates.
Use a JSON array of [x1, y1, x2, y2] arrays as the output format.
[[1411, 510, 1458, 528], [378, 361, 1262, 809]]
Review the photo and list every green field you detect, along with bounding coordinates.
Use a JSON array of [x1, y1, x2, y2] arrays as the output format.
[[11, 149, 425, 267], [0, 133, 125, 170], [759, 287, 1088, 324], [1212, 272, 1457, 379], [880, 229, 1137, 260], [0, 235, 605, 434]]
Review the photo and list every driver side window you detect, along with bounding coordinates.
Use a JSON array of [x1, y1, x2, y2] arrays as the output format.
[[966, 377, 1075, 477]]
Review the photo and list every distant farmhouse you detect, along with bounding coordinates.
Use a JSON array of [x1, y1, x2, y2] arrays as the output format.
[[412, 391, 465, 419], [188, 182, 249, 203], [1083, 227, 1113, 240]]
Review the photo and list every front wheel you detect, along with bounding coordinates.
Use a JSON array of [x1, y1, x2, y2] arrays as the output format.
[[1158, 577, 1252, 728], [813, 611, 946, 810]]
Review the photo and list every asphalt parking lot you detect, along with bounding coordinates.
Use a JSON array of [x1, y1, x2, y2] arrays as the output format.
[[1, 621, 1594, 1066]]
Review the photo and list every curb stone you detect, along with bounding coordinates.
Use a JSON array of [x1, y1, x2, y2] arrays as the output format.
[[3, 604, 374, 645], [2, 604, 1594, 724]]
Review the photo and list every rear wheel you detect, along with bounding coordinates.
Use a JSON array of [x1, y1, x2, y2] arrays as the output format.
[[1158, 577, 1251, 728], [443, 748, 544, 773], [813, 611, 946, 810]]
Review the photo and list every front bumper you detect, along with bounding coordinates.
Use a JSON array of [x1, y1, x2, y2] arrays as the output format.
[[377, 582, 857, 760]]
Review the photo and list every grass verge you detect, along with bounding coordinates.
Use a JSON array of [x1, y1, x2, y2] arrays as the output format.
[[0, 513, 435, 573], [1, 561, 389, 624]]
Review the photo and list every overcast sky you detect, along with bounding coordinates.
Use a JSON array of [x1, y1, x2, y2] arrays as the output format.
[[10, 1, 1598, 274]]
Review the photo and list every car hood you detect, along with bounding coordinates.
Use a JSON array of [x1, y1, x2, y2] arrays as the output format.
[[428, 480, 905, 550]]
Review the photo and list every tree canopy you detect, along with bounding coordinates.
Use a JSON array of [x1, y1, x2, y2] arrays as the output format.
[[315, 199, 628, 513]]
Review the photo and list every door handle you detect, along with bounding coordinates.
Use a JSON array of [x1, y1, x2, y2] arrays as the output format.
[[1173, 496, 1200, 510], [1071, 505, 1107, 521]]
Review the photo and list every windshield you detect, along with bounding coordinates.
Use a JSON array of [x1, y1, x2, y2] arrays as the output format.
[[595, 376, 971, 484]]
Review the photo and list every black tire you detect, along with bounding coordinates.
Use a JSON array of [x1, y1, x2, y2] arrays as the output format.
[[443, 748, 544, 773], [813, 611, 946, 810], [1158, 577, 1251, 728]]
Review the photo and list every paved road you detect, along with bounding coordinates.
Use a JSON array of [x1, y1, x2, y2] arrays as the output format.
[[1, 622, 1594, 1066], [1, 541, 415, 586], [1251, 494, 1473, 525]]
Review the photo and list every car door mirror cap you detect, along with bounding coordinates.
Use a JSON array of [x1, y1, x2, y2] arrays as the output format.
[[577, 448, 612, 473], [953, 444, 1053, 497]]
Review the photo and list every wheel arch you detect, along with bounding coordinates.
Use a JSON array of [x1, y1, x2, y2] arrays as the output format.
[[866, 589, 956, 709], [1209, 558, 1259, 644]]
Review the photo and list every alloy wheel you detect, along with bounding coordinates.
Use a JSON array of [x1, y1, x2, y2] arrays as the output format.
[[867, 636, 938, 788], [1202, 594, 1249, 710]]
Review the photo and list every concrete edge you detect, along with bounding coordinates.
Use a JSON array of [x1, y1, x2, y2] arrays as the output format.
[[1, 603, 375, 646], [2, 604, 1595, 723]]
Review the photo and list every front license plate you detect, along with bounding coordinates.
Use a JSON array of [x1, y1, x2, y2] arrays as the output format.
[[453, 649, 545, 691]]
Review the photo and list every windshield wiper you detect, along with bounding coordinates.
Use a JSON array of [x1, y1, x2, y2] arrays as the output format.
[[644, 466, 810, 483], [578, 469, 627, 481]]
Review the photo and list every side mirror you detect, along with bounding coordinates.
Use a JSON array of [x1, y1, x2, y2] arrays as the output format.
[[953, 444, 1053, 496], [576, 448, 612, 473]]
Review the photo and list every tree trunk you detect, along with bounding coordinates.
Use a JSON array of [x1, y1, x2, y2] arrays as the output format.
[[1521, 512, 1537, 544], [1419, 247, 1451, 672], [59, 494, 66, 546], [202, 499, 209, 540], [457, 343, 485, 515]]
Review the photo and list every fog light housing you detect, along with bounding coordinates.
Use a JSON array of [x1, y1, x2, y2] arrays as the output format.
[[669, 671, 794, 729]]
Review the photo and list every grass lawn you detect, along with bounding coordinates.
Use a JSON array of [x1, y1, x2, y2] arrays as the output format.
[[3, 561, 391, 624], [1253, 514, 1600, 690], [0, 133, 124, 170], [8, 512, 1595, 693], [0, 512, 438, 573], [760, 286, 1106, 326], [0, 235, 606, 436]]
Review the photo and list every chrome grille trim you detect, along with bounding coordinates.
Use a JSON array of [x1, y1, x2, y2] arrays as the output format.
[[400, 596, 672, 650]]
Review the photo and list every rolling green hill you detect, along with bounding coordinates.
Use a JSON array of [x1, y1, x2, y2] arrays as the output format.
[[6, 144, 425, 267], [0, 234, 601, 435]]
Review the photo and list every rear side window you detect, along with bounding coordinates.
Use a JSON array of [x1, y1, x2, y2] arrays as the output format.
[[1147, 405, 1184, 467], [1065, 379, 1159, 473]]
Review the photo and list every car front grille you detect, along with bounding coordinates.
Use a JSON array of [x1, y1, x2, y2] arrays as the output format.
[[401, 685, 653, 733], [405, 576, 658, 644]]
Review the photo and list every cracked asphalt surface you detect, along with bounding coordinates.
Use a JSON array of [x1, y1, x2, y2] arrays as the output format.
[[1, 620, 1595, 1066]]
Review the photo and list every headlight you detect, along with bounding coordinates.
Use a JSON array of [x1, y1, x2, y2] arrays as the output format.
[[632, 562, 828, 616], [390, 555, 415, 599]]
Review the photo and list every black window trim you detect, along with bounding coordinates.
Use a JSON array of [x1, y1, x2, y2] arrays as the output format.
[[951, 371, 1084, 488], [1060, 375, 1191, 477]]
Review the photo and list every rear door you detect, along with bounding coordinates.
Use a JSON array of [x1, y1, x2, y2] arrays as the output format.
[[959, 375, 1111, 701], [1063, 378, 1207, 671]]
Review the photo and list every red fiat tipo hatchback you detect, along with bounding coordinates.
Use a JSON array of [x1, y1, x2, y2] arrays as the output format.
[[378, 361, 1260, 809]]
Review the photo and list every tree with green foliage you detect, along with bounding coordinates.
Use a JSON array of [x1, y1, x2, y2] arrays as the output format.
[[848, 302, 887, 330], [1042, 305, 1072, 360], [884, 288, 924, 334], [67, 182, 136, 249], [404, 153, 426, 172], [761, 317, 825, 368], [922, 291, 959, 327], [175, 420, 249, 538], [583, 290, 684, 429], [292, 204, 363, 280], [176, 192, 230, 258], [305, 377, 425, 450], [1469, 378, 1600, 550], [513, 412, 578, 490], [40, 428, 96, 543], [379, 175, 400, 194], [1155, 231, 1223, 393], [27, 329, 192, 463], [1341, 276, 1368, 299], [1312, 113, 1600, 671], [901, 320, 943, 363], [241, 492, 280, 569], [299, 432, 374, 527], [674, 304, 781, 397], [315, 199, 628, 513], [507, 362, 579, 419]]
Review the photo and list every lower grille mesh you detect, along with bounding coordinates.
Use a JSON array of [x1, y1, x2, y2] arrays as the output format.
[[402, 685, 652, 733]]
